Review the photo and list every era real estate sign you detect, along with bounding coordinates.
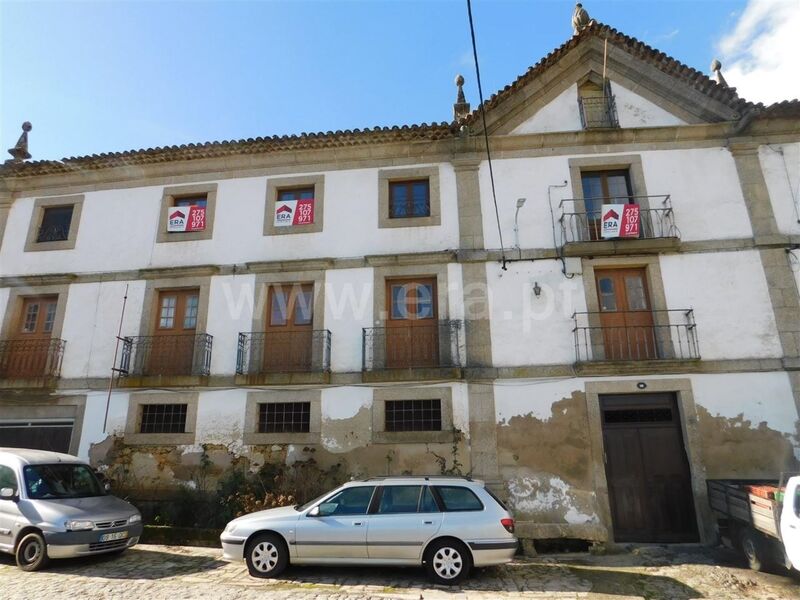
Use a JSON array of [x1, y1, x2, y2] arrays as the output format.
[[167, 206, 206, 232], [274, 198, 314, 227], [601, 204, 640, 239]]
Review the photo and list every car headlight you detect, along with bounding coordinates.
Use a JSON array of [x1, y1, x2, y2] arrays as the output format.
[[65, 520, 94, 531], [128, 514, 142, 524]]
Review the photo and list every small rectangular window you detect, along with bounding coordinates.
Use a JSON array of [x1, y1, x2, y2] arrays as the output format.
[[37, 206, 74, 243], [389, 180, 430, 218], [174, 195, 208, 208], [434, 486, 484, 512], [258, 402, 310, 433], [139, 404, 187, 434], [385, 399, 442, 432]]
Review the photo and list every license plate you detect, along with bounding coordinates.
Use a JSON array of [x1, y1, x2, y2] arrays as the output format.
[[100, 531, 129, 542]]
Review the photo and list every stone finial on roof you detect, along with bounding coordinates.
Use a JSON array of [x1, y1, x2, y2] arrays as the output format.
[[710, 59, 729, 87], [453, 74, 471, 121], [572, 3, 591, 35], [7, 121, 32, 163]]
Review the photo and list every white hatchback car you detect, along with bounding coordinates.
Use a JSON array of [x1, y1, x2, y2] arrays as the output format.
[[221, 476, 517, 584]]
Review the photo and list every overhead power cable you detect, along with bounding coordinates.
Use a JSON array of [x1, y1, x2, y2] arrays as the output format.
[[466, 0, 508, 269]]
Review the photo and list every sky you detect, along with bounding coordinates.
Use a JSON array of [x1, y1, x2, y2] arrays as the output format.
[[1, 0, 798, 161]]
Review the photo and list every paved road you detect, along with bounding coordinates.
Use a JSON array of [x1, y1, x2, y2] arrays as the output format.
[[0, 544, 798, 599]]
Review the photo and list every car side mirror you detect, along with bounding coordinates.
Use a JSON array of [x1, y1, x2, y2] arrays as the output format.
[[0, 487, 17, 501], [316, 502, 337, 517], [308, 506, 320, 517]]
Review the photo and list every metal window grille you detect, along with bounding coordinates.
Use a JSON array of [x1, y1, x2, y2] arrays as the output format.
[[385, 399, 442, 432], [258, 402, 310, 433], [139, 404, 188, 434], [603, 408, 673, 424], [37, 206, 73, 243]]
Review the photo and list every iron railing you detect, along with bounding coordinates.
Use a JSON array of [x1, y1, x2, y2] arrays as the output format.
[[578, 95, 619, 129], [118, 333, 212, 377], [0, 338, 66, 379], [362, 320, 463, 371], [236, 330, 331, 375], [573, 310, 699, 363], [558, 195, 678, 244]]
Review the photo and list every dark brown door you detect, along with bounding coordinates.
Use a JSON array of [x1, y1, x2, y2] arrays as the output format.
[[595, 268, 657, 360], [5, 296, 58, 378], [601, 393, 698, 543], [263, 284, 313, 372], [385, 278, 438, 368], [149, 289, 199, 376], [581, 170, 633, 240]]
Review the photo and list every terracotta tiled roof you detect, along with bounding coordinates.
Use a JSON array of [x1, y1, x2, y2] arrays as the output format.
[[460, 21, 757, 126], [760, 99, 800, 119]]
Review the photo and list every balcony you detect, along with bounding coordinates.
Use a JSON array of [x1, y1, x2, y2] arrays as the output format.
[[236, 330, 331, 384], [118, 333, 212, 384], [362, 320, 463, 381], [0, 338, 66, 386], [573, 309, 700, 369], [578, 96, 618, 129], [557, 195, 679, 256]]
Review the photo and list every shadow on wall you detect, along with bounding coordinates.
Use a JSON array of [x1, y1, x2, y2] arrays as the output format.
[[696, 406, 800, 479]]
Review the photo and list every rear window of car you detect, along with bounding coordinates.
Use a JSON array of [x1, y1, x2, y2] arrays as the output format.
[[434, 485, 484, 511]]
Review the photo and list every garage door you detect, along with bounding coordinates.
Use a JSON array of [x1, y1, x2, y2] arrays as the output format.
[[0, 420, 74, 454]]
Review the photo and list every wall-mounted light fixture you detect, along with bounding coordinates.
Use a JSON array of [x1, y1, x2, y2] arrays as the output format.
[[514, 198, 527, 259], [636, 382, 647, 390], [533, 281, 542, 298]]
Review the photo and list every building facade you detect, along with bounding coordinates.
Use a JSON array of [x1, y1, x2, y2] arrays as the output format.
[[1, 23, 799, 546]]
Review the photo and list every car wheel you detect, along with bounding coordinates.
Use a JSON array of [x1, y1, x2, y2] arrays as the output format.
[[245, 533, 288, 578], [16, 532, 50, 572], [739, 528, 765, 572], [425, 538, 472, 585]]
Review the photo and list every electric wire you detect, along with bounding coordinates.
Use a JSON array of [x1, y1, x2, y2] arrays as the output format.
[[466, 0, 507, 269]]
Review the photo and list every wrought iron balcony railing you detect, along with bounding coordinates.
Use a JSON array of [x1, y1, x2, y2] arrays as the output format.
[[0, 338, 66, 379], [578, 95, 619, 129], [573, 309, 699, 363], [362, 320, 463, 371], [236, 330, 331, 375], [118, 333, 212, 377], [558, 195, 678, 245]]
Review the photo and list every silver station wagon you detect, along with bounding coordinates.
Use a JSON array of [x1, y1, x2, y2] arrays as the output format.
[[221, 476, 518, 584], [0, 448, 143, 571]]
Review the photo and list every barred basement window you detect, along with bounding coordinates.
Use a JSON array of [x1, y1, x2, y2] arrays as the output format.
[[603, 407, 673, 424], [385, 399, 441, 432], [258, 402, 310, 433], [139, 404, 188, 434]]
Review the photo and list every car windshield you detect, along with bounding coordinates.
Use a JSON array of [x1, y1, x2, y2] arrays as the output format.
[[23, 464, 106, 500]]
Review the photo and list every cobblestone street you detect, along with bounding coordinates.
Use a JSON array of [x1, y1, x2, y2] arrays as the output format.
[[0, 544, 798, 599]]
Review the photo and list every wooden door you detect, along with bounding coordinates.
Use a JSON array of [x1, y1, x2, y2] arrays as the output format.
[[595, 268, 657, 360], [148, 289, 199, 376], [581, 170, 633, 240], [263, 284, 313, 372], [602, 393, 698, 543], [385, 278, 438, 368], [5, 296, 58, 378]]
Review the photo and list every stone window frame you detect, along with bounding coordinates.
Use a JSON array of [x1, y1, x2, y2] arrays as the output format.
[[24, 195, 84, 252], [156, 183, 218, 243], [0, 284, 70, 342], [243, 390, 321, 445], [124, 392, 198, 445], [378, 166, 441, 229], [0, 395, 87, 456], [583, 378, 713, 543], [580, 255, 675, 361], [372, 386, 453, 444], [263, 174, 325, 236], [567, 155, 649, 242]]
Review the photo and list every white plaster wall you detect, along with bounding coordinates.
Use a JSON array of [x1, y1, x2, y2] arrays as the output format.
[[642, 148, 753, 242], [1, 164, 459, 277], [510, 85, 582, 134], [613, 83, 686, 129], [60, 281, 146, 379], [208, 274, 255, 376], [77, 391, 127, 459], [450, 382, 470, 435], [487, 260, 586, 367], [760, 143, 800, 236], [0, 288, 9, 330], [494, 378, 582, 423], [660, 251, 782, 359], [194, 389, 247, 452], [325, 268, 373, 373]]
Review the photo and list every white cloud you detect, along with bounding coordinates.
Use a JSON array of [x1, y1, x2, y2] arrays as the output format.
[[717, 0, 800, 104]]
